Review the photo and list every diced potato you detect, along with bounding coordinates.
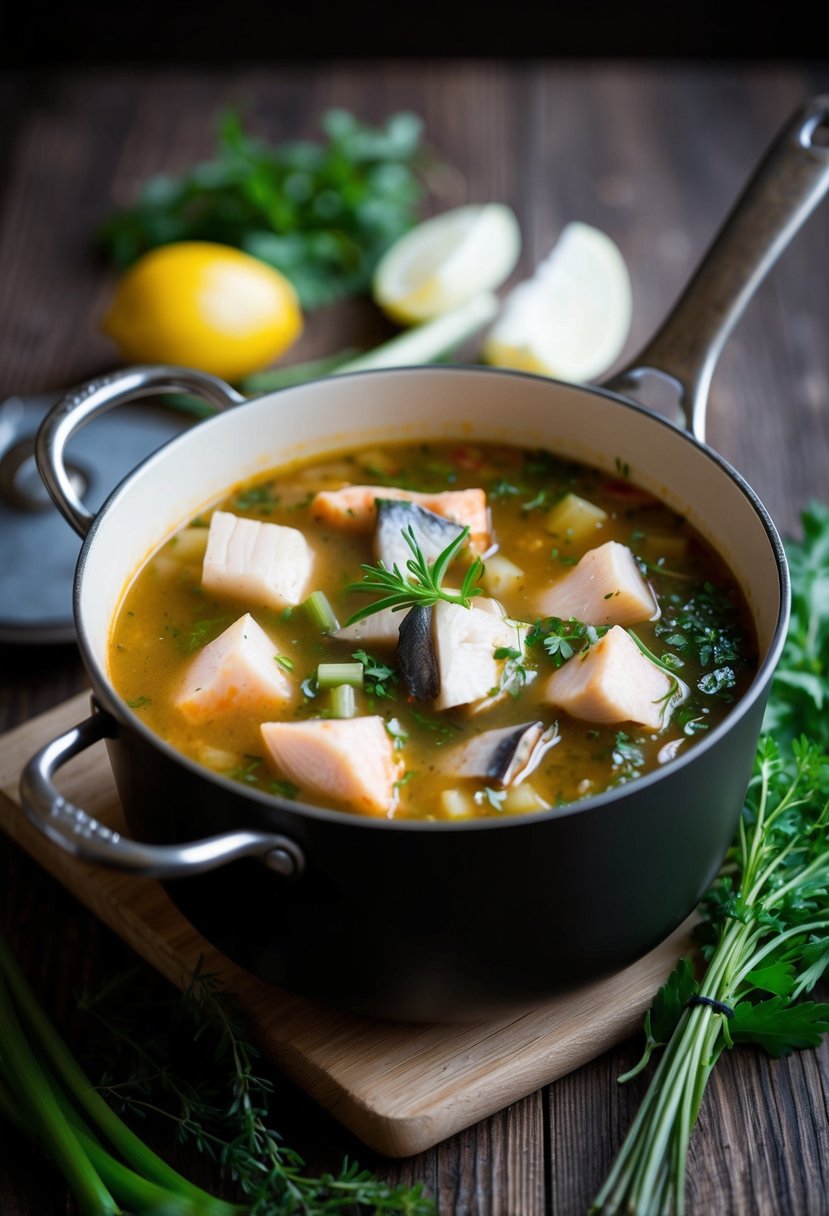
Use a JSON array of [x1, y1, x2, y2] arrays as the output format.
[[439, 788, 477, 819], [481, 553, 525, 598], [197, 744, 240, 770], [545, 493, 608, 544], [503, 783, 551, 814]]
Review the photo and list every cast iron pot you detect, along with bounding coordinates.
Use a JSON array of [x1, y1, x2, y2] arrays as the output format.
[[20, 97, 829, 1021]]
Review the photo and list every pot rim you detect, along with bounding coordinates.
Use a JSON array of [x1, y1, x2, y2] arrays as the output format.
[[74, 364, 791, 834]]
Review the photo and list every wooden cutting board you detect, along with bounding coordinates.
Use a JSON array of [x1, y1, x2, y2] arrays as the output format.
[[0, 692, 693, 1157]]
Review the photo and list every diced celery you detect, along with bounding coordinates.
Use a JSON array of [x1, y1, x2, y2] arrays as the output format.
[[329, 684, 356, 718], [317, 662, 364, 689], [302, 590, 340, 633]]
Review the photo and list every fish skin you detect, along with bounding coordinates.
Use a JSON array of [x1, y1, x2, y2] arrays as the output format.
[[310, 484, 491, 551], [397, 604, 439, 700], [374, 498, 465, 572], [175, 613, 294, 723], [202, 510, 315, 610], [440, 721, 559, 785], [542, 624, 676, 729], [536, 540, 658, 626], [259, 716, 401, 816]]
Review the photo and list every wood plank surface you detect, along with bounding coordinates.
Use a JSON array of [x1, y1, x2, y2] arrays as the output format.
[[1, 60, 828, 1215], [0, 691, 695, 1158]]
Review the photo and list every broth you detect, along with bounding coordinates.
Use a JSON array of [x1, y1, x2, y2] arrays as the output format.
[[109, 441, 757, 820]]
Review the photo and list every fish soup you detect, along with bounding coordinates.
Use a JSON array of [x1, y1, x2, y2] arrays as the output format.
[[109, 441, 757, 820]]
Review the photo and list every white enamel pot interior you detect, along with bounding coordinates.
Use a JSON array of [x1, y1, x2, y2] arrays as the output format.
[[77, 366, 786, 689]]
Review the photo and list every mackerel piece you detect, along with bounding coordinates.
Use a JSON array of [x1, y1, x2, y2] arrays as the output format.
[[440, 721, 560, 786]]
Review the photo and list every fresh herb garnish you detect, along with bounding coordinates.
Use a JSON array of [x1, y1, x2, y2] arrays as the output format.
[[232, 484, 281, 513], [526, 616, 607, 667], [99, 108, 428, 311], [352, 649, 399, 699], [274, 654, 295, 673], [593, 504, 829, 1215], [345, 525, 483, 625], [126, 695, 151, 709], [269, 778, 300, 800], [490, 645, 534, 699], [411, 711, 464, 745]]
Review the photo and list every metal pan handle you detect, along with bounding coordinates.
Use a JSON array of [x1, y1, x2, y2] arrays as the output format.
[[604, 95, 829, 442], [19, 710, 305, 879], [35, 365, 245, 539]]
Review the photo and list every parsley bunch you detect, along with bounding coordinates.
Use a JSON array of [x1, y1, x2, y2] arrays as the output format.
[[593, 504, 829, 1215], [99, 108, 427, 310]]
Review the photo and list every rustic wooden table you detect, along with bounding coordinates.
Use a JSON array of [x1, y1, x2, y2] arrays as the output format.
[[1, 60, 828, 1215]]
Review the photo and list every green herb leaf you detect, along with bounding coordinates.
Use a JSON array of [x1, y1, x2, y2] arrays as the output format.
[[99, 108, 428, 312], [728, 997, 829, 1057]]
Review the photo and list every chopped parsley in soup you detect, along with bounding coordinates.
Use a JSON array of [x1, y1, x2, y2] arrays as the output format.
[[109, 441, 757, 819]]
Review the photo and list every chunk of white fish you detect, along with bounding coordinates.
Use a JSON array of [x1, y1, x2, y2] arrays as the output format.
[[373, 498, 465, 573], [440, 721, 559, 786], [433, 600, 523, 711], [202, 510, 315, 610], [536, 540, 658, 626], [259, 716, 400, 816], [542, 624, 685, 730], [333, 606, 403, 649], [175, 613, 294, 723]]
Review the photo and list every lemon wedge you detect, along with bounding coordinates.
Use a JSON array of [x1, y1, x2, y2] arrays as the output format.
[[373, 204, 521, 324], [482, 222, 632, 383]]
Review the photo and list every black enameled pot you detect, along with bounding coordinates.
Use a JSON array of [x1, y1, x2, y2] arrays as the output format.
[[19, 97, 829, 1021]]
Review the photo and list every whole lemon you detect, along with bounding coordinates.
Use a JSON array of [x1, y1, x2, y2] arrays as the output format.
[[102, 241, 303, 382]]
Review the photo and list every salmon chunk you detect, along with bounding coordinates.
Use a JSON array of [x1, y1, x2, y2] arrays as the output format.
[[542, 625, 678, 730], [202, 511, 315, 610], [259, 716, 400, 816], [536, 540, 658, 626], [310, 485, 491, 551], [175, 613, 294, 723]]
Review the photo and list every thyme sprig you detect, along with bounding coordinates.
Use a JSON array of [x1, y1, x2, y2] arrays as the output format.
[[345, 525, 483, 625]]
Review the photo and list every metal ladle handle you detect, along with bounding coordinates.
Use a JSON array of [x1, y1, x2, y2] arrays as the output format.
[[604, 95, 829, 441], [36, 365, 245, 539]]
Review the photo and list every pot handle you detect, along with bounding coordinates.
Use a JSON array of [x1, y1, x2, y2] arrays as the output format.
[[603, 95, 829, 442], [19, 709, 305, 880], [36, 365, 246, 539]]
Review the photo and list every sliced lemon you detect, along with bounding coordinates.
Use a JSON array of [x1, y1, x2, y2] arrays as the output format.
[[372, 203, 521, 324], [102, 241, 303, 382], [482, 221, 632, 383]]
